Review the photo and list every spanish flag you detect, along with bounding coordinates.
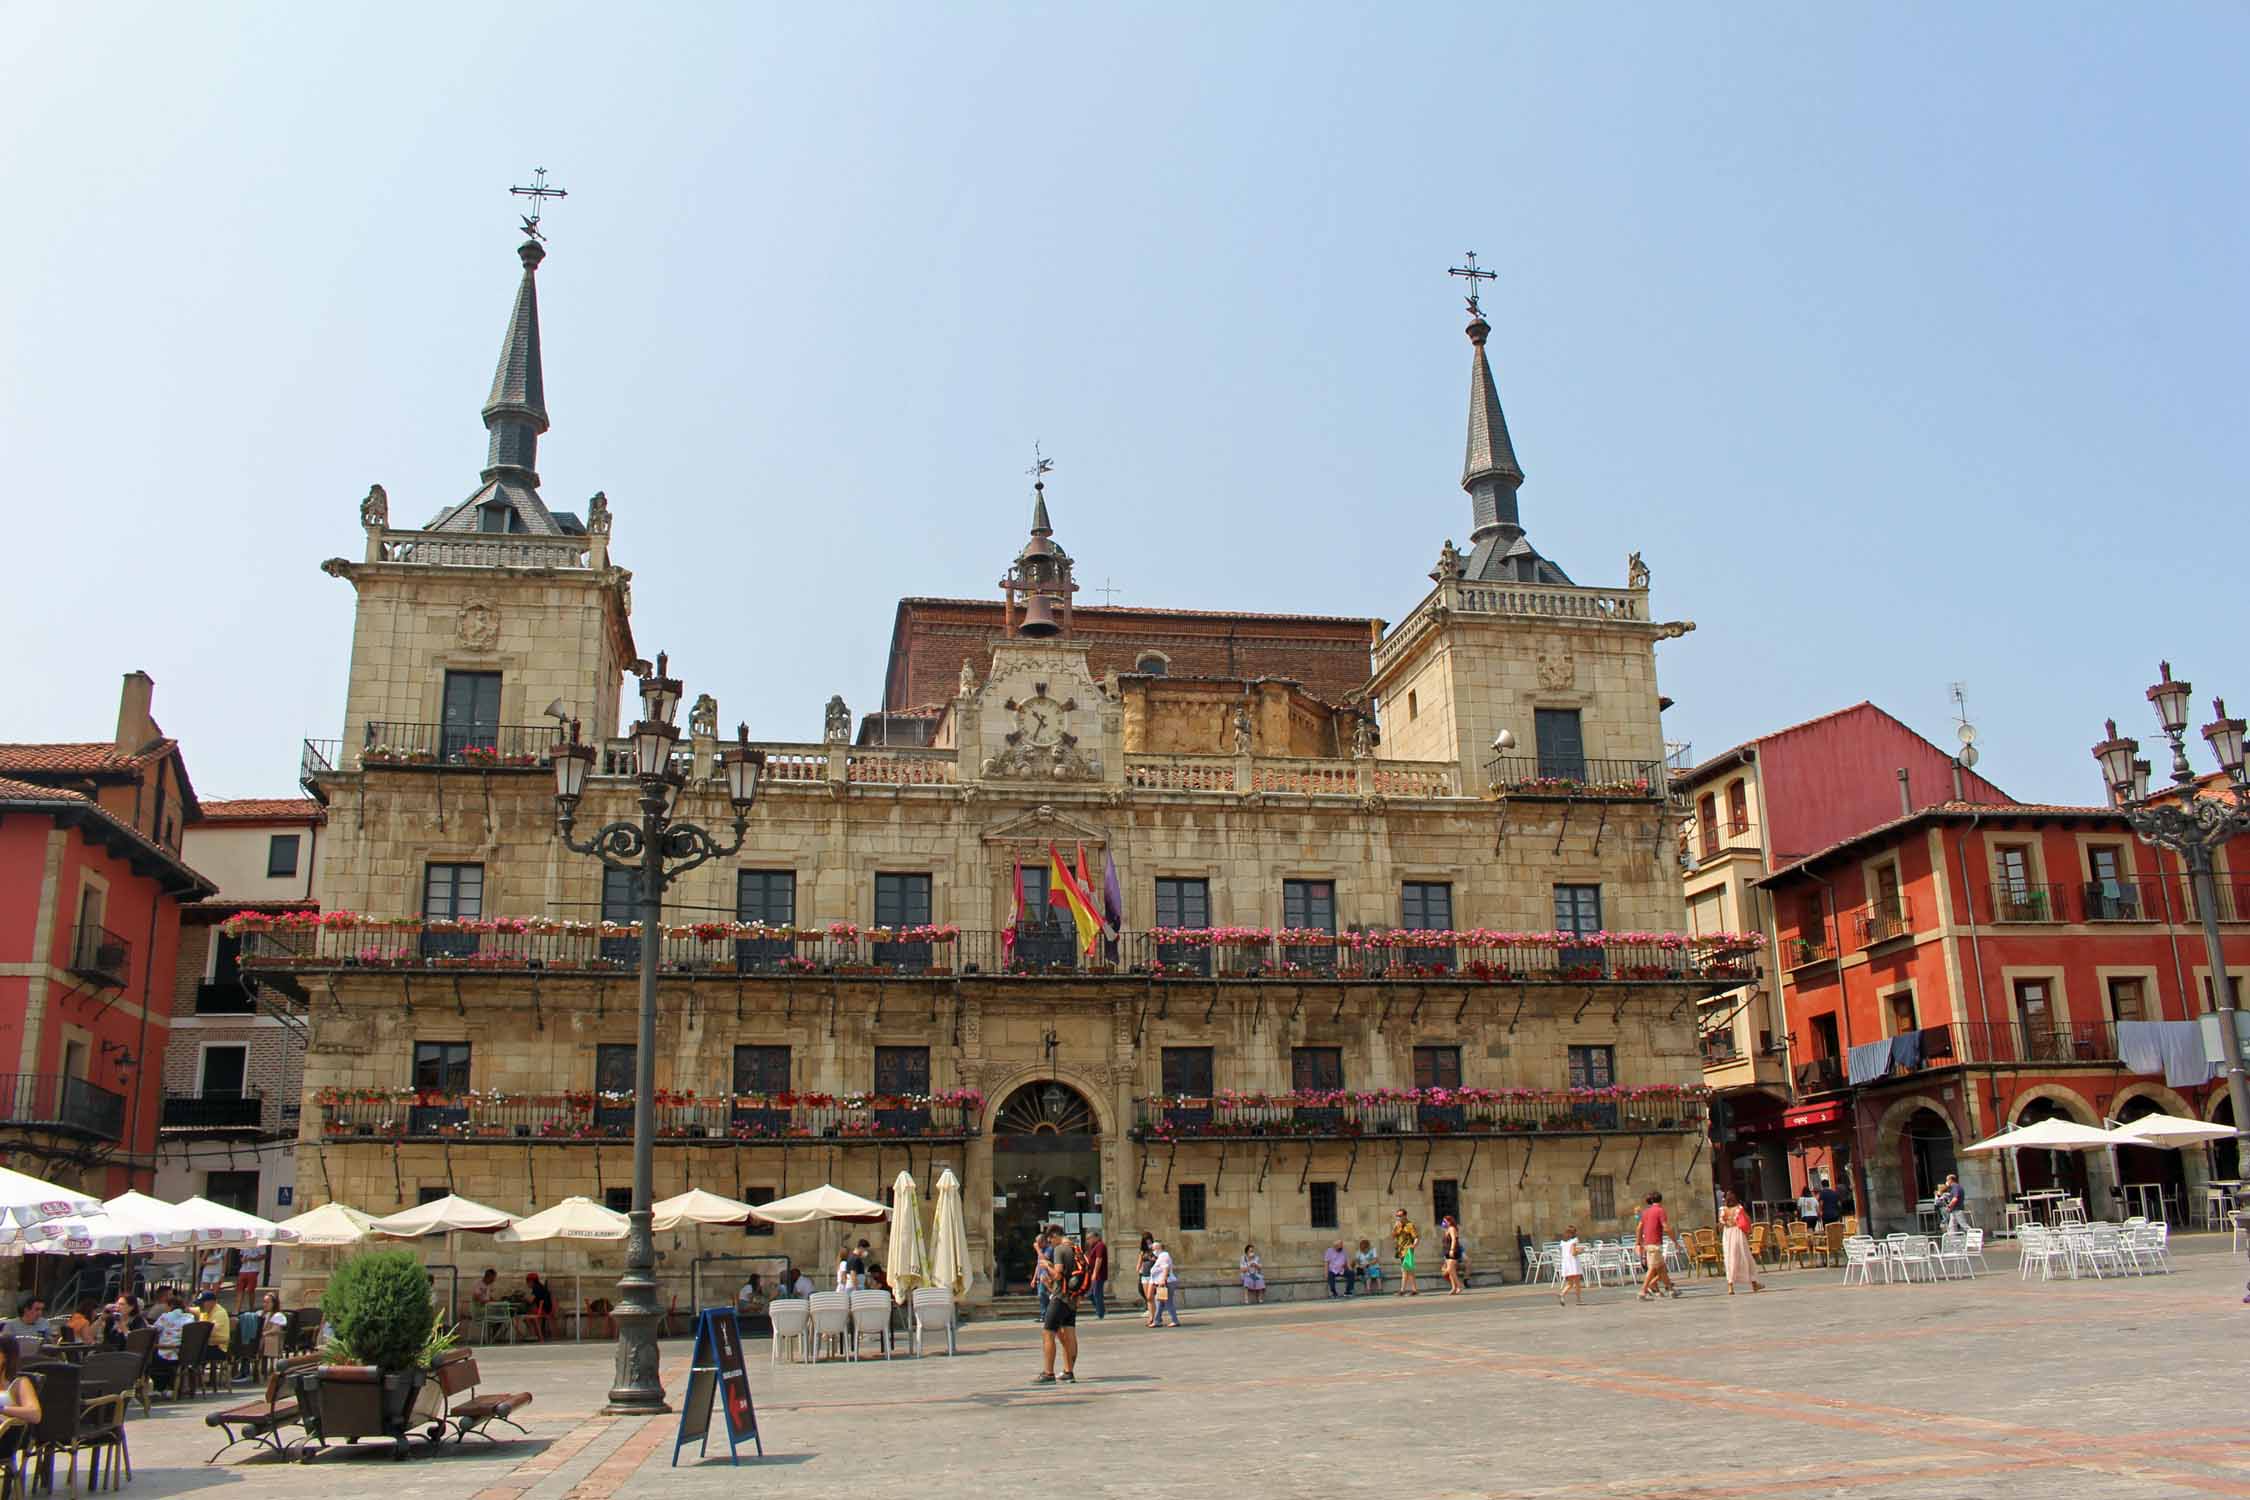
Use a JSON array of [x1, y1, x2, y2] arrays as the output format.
[[1047, 843, 1104, 957]]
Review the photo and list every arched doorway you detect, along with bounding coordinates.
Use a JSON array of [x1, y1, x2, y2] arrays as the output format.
[[992, 1081, 1102, 1294], [2014, 1096, 2092, 1203], [1903, 1108, 1958, 1211], [2115, 1094, 2188, 1222]]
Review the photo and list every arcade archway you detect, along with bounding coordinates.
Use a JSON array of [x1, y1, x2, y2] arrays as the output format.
[[991, 1080, 1102, 1293]]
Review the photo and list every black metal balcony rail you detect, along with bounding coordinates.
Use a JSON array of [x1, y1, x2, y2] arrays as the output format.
[[1852, 900, 1914, 948], [359, 721, 565, 768], [1793, 1056, 1845, 1095], [1128, 1091, 1709, 1140], [235, 925, 1760, 987], [1785, 934, 1836, 969], [315, 1091, 979, 1142], [1789, 1019, 2132, 1094], [1485, 756, 1664, 799], [1700, 1030, 1743, 1065], [0, 1073, 126, 1142], [1985, 882, 2069, 923], [300, 739, 341, 791], [68, 925, 131, 988], [159, 1089, 266, 1132]]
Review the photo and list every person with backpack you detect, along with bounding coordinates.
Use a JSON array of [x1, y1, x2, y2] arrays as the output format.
[[1034, 1227, 1083, 1384]]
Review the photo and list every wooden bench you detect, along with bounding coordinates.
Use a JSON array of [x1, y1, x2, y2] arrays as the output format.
[[431, 1349, 533, 1444], [205, 1356, 319, 1462]]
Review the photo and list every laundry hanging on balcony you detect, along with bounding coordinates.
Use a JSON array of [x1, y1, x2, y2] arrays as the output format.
[[2118, 1021, 2215, 1088], [1846, 1038, 1894, 1087]]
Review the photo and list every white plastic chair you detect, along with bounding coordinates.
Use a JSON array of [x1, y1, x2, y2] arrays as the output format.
[[1886, 1234, 1935, 1283], [767, 1298, 811, 1364], [2054, 1197, 2086, 1227], [848, 1290, 893, 1360], [2071, 1224, 2124, 1279], [2019, 1225, 2068, 1281], [1839, 1235, 1884, 1285], [1933, 1233, 1971, 1280], [807, 1291, 853, 1362], [1961, 1227, 1990, 1275], [910, 1288, 956, 1357]]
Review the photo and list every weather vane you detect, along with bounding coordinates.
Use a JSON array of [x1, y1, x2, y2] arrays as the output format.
[[1448, 250, 1496, 317], [1026, 441, 1054, 487], [509, 167, 569, 241]]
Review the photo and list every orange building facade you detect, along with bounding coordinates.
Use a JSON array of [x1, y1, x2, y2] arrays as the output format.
[[1759, 799, 2250, 1229]]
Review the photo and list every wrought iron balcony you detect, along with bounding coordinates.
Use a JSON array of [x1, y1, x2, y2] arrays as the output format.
[[359, 721, 563, 769], [315, 1090, 982, 1143], [1793, 1056, 1846, 1095], [0, 1073, 126, 1142], [68, 925, 131, 989], [1987, 883, 2066, 923], [1853, 901, 1914, 949], [1128, 1089, 1708, 1141], [1785, 935, 1837, 970], [160, 1090, 265, 1133], [1485, 756, 1663, 800]]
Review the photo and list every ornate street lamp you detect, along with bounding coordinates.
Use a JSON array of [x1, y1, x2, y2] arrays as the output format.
[[2092, 662, 2250, 1175], [551, 653, 763, 1414]]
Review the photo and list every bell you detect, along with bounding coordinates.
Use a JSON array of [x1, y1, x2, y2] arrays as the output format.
[[1018, 594, 1061, 638]]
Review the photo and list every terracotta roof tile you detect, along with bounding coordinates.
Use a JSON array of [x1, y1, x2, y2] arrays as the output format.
[[0, 776, 215, 896], [1759, 797, 2126, 886], [0, 775, 91, 802], [197, 797, 326, 823], [0, 742, 159, 774]]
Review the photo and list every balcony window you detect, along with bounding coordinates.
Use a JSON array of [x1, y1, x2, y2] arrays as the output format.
[[1411, 1046, 1462, 1090], [732, 1045, 790, 1095], [412, 1041, 471, 1092], [874, 873, 934, 971], [1398, 882, 1455, 971], [1567, 1045, 1615, 1090], [1013, 865, 1075, 972], [197, 931, 254, 1014], [1282, 879, 1337, 972], [735, 871, 796, 971], [600, 867, 643, 964], [875, 1046, 931, 1098], [2013, 979, 2064, 1060], [1887, 991, 1917, 1036], [1697, 794, 1718, 859], [1291, 1047, 1344, 1092], [1726, 779, 1749, 836], [2107, 976, 2146, 1024], [1153, 878, 1210, 973], [198, 1045, 248, 1098], [420, 863, 483, 958], [1553, 884, 1604, 974], [266, 834, 301, 879], [2085, 846, 2139, 920], [1160, 1047, 1214, 1098], [440, 670, 503, 761], [1534, 708, 1586, 782], [595, 1045, 636, 1134]]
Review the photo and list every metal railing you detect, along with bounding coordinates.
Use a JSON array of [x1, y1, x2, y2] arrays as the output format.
[[300, 739, 340, 793], [1853, 901, 1913, 948], [317, 1093, 979, 1142], [361, 721, 563, 767], [69, 925, 131, 988], [160, 1090, 265, 1132], [1986, 883, 2067, 923], [236, 926, 1760, 987], [0, 1073, 126, 1141], [1700, 1031, 1742, 1066], [1485, 757, 1662, 798], [1128, 1092, 1707, 1139], [1786, 935, 1836, 969], [1793, 1056, 1845, 1095]]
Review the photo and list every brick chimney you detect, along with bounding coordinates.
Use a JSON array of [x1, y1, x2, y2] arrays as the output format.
[[115, 671, 157, 754]]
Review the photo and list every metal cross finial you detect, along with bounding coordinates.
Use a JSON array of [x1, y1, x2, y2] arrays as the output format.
[[510, 167, 569, 241], [1026, 441, 1054, 485], [1449, 251, 1496, 317], [1093, 577, 1121, 605]]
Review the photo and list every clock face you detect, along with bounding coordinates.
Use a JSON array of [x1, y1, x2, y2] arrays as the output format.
[[1016, 693, 1064, 746]]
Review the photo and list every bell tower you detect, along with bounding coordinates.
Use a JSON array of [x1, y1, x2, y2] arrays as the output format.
[[999, 462, 1077, 639]]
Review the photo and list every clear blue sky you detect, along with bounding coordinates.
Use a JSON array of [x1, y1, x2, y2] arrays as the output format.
[[3, 4, 2243, 802]]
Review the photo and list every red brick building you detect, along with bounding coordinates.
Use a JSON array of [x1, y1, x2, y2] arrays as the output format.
[[1758, 798, 2250, 1229]]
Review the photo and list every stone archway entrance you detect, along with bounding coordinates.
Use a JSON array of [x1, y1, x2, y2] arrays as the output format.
[[1903, 1108, 1958, 1212], [991, 1081, 1102, 1294]]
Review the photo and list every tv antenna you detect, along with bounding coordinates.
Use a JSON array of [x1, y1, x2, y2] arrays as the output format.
[[1950, 682, 1980, 768]]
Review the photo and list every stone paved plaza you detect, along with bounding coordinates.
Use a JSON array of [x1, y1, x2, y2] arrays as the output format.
[[100, 1236, 2248, 1500]]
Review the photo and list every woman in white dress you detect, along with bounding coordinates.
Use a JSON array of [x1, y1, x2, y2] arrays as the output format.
[[1722, 1191, 1765, 1294], [1555, 1227, 1586, 1306]]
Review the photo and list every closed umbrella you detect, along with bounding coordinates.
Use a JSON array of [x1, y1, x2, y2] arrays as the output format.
[[928, 1168, 972, 1299], [274, 1202, 375, 1247], [886, 1171, 928, 1305]]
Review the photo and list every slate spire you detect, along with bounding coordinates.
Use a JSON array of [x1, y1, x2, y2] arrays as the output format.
[[481, 239, 550, 488], [1461, 311, 1524, 539]]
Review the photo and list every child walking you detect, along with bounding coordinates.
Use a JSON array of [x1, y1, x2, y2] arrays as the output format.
[[1555, 1226, 1586, 1306]]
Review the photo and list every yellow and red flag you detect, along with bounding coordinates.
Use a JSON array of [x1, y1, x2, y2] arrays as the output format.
[[1047, 843, 1103, 956]]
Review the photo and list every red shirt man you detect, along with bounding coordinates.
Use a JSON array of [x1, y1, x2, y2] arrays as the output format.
[[1636, 1192, 1678, 1299]]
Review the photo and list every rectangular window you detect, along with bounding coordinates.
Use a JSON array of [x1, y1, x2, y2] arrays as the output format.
[[1810, 1013, 1841, 1060], [1177, 1183, 1207, 1232], [732, 1045, 791, 1095], [197, 931, 253, 1014], [1534, 707, 1586, 781], [744, 1186, 776, 1237], [266, 834, 301, 879], [1160, 1047, 1214, 1097], [1553, 884, 1604, 974], [203, 1170, 259, 1215], [440, 669, 503, 760], [1887, 991, 1917, 1036], [1431, 1179, 1461, 1228], [1291, 1047, 1345, 1092], [594, 1044, 636, 1134], [1397, 882, 1455, 971], [418, 1185, 448, 1206], [2106, 976, 2146, 1024], [1697, 793, 1719, 859], [874, 1046, 931, 1097], [873, 873, 935, 972], [2086, 846, 2137, 919], [603, 1188, 632, 1214], [411, 1041, 471, 1093], [1412, 1045, 1462, 1090], [1013, 864, 1075, 972], [1587, 1174, 1616, 1223], [1566, 1044, 1615, 1090], [600, 867, 642, 962], [734, 870, 797, 970], [2012, 978, 2060, 1060], [198, 1045, 248, 1096], [1153, 878, 1211, 973], [1726, 779, 1749, 835], [1994, 845, 2032, 896], [1874, 862, 1904, 919], [1309, 1181, 1339, 1230], [420, 863, 483, 958], [1688, 890, 1725, 937], [1282, 879, 1337, 973]]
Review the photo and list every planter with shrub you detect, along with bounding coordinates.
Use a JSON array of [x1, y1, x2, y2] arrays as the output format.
[[293, 1248, 455, 1461]]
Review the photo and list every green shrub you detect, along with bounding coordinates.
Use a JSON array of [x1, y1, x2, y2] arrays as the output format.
[[319, 1248, 438, 1372]]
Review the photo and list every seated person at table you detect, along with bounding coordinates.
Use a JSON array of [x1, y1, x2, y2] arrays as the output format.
[[471, 1268, 500, 1321], [790, 1267, 814, 1298], [150, 1292, 196, 1392], [0, 1339, 42, 1429], [62, 1299, 97, 1343], [194, 1290, 233, 1372], [736, 1273, 767, 1313], [520, 1273, 556, 1342], [1356, 1239, 1383, 1290], [0, 1296, 52, 1341], [865, 1263, 890, 1293]]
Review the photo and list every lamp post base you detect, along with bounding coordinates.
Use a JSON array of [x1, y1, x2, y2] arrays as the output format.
[[603, 1221, 670, 1415]]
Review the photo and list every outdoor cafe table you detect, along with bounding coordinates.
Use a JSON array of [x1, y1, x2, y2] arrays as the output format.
[[2019, 1189, 2067, 1224]]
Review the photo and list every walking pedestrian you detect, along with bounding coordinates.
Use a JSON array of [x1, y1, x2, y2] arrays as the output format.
[[1392, 1208, 1421, 1296], [1033, 1225, 1057, 1318], [1033, 1228, 1082, 1384], [1636, 1191, 1680, 1301], [1145, 1239, 1175, 1328], [1721, 1191, 1764, 1295], [1135, 1233, 1155, 1318], [1555, 1225, 1586, 1306], [1440, 1216, 1466, 1295], [1934, 1174, 1971, 1235], [1082, 1228, 1110, 1320], [1239, 1243, 1266, 1304]]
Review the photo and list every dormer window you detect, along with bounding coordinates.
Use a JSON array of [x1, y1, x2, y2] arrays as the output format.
[[1135, 652, 1169, 676], [478, 502, 523, 534]]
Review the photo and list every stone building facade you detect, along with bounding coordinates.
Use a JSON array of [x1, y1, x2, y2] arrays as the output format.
[[251, 236, 1744, 1307]]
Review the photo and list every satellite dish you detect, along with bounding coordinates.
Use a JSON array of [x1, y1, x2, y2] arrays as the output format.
[[1956, 722, 1978, 746], [1959, 744, 1980, 768]]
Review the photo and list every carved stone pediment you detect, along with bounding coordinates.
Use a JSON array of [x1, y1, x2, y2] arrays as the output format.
[[979, 803, 1109, 846]]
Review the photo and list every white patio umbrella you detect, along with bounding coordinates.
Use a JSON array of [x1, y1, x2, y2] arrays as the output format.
[[274, 1202, 376, 1247], [886, 1170, 928, 1305], [748, 1184, 890, 1225], [928, 1168, 972, 1299], [368, 1194, 517, 1236], [496, 1196, 628, 1339], [2107, 1114, 2236, 1147], [652, 1188, 754, 1232], [177, 1197, 300, 1245], [0, 1165, 101, 1236], [1960, 1117, 2118, 1153]]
